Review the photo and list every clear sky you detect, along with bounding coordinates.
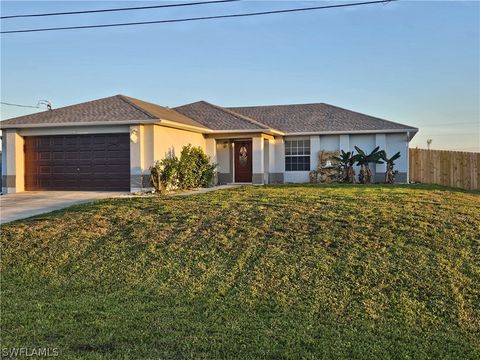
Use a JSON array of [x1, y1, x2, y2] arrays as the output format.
[[1, 0, 479, 151]]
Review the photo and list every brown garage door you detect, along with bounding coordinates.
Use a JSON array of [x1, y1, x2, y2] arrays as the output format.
[[25, 134, 130, 191]]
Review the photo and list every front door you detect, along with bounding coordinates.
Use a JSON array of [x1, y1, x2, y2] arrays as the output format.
[[234, 140, 252, 182]]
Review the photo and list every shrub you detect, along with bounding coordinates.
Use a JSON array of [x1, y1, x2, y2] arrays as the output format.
[[150, 155, 179, 194], [178, 145, 216, 189], [150, 145, 216, 193]]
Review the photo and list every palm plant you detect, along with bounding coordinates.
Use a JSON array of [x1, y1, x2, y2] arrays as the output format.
[[354, 146, 384, 184], [335, 150, 356, 183], [381, 151, 401, 184]]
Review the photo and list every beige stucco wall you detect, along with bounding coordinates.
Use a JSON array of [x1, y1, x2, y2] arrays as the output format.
[[2, 130, 24, 193], [153, 125, 206, 161], [129, 125, 145, 182], [129, 124, 207, 190]]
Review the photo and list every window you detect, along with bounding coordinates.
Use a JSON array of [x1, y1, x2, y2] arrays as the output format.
[[285, 139, 310, 171]]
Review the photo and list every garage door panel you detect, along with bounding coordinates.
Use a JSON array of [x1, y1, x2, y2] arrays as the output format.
[[52, 137, 64, 145], [106, 151, 125, 158], [64, 137, 77, 146], [25, 134, 130, 191], [108, 150, 125, 159], [77, 165, 94, 173], [39, 152, 52, 160], [77, 151, 91, 160], [106, 164, 128, 173], [52, 152, 65, 160], [39, 166, 52, 174], [93, 151, 107, 159], [65, 151, 79, 160], [38, 137, 51, 146], [93, 136, 106, 143]]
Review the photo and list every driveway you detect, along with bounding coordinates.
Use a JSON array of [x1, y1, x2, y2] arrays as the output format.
[[0, 191, 128, 224]]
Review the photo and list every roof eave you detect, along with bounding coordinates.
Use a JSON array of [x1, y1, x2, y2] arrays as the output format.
[[209, 128, 284, 136], [283, 128, 419, 137], [158, 119, 212, 133], [0, 119, 160, 129]]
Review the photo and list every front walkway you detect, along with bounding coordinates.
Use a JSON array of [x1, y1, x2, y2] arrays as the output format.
[[0, 191, 128, 224]]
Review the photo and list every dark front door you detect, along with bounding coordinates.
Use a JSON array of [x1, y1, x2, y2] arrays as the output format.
[[234, 140, 252, 183], [24, 133, 130, 191]]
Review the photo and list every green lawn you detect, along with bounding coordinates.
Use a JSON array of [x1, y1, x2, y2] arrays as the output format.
[[1, 185, 479, 359]]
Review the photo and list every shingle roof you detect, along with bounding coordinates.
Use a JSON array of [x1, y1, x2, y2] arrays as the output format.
[[174, 101, 271, 131], [121, 96, 208, 129], [228, 103, 417, 134], [0, 95, 207, 129], [0, 95, 417, 135]]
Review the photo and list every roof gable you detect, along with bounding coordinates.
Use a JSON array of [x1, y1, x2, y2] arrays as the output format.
[[120, 96, 208, 129], [174, 101, 271, 131], [0, 95, 208, 130], [0, 95, 153, 127]]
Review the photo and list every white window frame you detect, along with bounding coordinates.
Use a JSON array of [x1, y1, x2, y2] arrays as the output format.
[[285, 138, 311, 171]]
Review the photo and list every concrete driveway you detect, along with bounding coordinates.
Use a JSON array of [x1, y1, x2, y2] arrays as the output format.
[[0, 191, 128, 224]]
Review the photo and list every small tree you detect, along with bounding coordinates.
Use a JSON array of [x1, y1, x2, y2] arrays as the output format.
[[381, 151, 401, 184], [335, 150, 356, 183], [354, 146, 384, 184]]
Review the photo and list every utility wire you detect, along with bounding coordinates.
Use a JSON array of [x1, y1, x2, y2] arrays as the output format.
[[423, 133, 476, 136], [421, 122, 479, 127], [0, 0, 240, 20], [0, 102, 40, 109], [1, 100, 51, 110], [1, 0, 396, 34]]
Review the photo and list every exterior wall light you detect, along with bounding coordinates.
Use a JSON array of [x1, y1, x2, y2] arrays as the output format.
[[130, 128, 139, 143]]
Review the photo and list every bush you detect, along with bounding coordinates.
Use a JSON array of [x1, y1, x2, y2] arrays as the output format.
[[178, 145, 216, 189], [150, 145, 216, 193], [150, 155, 179, 194]]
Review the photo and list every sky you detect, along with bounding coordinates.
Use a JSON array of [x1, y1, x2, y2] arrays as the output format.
[[1, 0, 479, 152]]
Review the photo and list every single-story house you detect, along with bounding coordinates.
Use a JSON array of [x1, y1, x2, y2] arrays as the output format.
[[0, 95, 418, 193]]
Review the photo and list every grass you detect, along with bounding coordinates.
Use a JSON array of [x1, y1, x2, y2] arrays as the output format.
[[1, 184, 479, 359]]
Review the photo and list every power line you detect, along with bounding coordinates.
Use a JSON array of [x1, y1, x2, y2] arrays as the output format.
[[420, 133, 476, 136], [0, 102, 40, 109], [421, 122, 479, 127], [1, 0, 396, 34], [0, 0, 240, 20], [1, 100, 51, 110]]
